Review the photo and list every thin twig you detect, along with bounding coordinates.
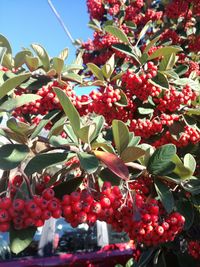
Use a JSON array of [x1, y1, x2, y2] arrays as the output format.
[[125, 162, 146, 171], [21, 170, 34, 198], [47, 0, 76, 45]]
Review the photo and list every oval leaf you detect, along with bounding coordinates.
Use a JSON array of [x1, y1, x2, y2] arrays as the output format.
[[94, 151, 129, 180], [54, 177, 83, 199], [14, 50, 32, 69], [78, 152, 99, 174], [147, 144, 176, 176], [155, 179, 174, 213], [52, 57, 64, 75], [112, 120, 129, 155], [121, 147, 145, 163], [104, 25, 129, 44], [0, 144, 29, 170], [24, 152, 69, 176], [0, 73, 31, 99], [53, 87, 81, 134], [10, 227, 36, 254], [31, 43, 50, 71], [25, 56, 39, 71], [184, 153, 196, 173], [149, 46, 182, 60], [87, 63, 104, 80]]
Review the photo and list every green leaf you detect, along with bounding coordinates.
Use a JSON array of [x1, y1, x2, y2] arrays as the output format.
[[87, 63, 104, 80], [58, 48, 68, 61], [112, 44, 141, 65], [172, 154, 193, 180], [62, 72, 82, 83], [136, 20, 152, 46], [78, 152, 99, 174], [174, 65, 189, 76], [49, 136, 73, 147], [0, 34, 12, 54], [121, 147, 145, 163], [0, 94, 41, 112], [25, 56, 39, 71], [112, 120, 129, 155], [53, 87, 81, 134], [144, 36, 160, 54], [31, 110, 59, 139], [48, 116, 66, 138], [64, 124, 78, 144], [0, 144, 29, 170], [159, 53, 176, 71], [155, 179, 174, 213], [99, 168, 121, 186], [31, 44, 50, 71], [0, 47, 7, 65], [147, 144, 176, 176], [7, 118, 35, 136], [128, 133, 141, 147], [10, 227, 36, 254], [185, 108, 200, 116], [91, 142, 115, 153], [140, 53, 149, 64], [151, 71, 169, 89], [90, 115, 105, 142], [77, 124, 96, 144], [184, 154, 196, 173], [182, 176, 200, 195], [115, 90, 128, 107], [14, 51, 32, 69], [125, 258, 135, 267], [2, 53, 13, 69], [94, 151, 129, 180], [54, 177, 83, 199], [24, 152, 69, 176], [138, 107, 154, 115], [176, 200, 194, 230], [104, 25, 129, 44], [162, 70, 179, 79], [52, 57, 64, 75], [149, 46, 182, 60], [136, 248, 155, 267], [173, 78, 200, 91], [0, 73, 31, 99], [102, 54, 115, 79], [64, 64, 83, 72], [111, 71, 125, 81]]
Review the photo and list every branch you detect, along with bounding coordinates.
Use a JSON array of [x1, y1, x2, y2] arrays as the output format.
[[47, 0, 76, 45], [125, 162, 146, 171]]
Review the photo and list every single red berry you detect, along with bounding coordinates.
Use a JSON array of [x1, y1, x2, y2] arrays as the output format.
[[42, 188, 55, 200]]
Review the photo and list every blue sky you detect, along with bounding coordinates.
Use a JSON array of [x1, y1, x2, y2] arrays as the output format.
[[0, 0, 93, 63]]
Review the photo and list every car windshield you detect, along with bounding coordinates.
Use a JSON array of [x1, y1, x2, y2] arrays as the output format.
[[0, 219, 130, 261]]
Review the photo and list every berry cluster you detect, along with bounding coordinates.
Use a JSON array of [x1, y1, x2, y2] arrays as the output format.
[[62, 182, 122, 228], [188, 240, 200, 260], [152, 126, 200, 147], [13, 81, 89, 125], [0, 188, 61, 231], [86, 0, 104, 20], [88, 86, 136, 123], [155, 85, 197, 112], [109, 177, 185, 247], [130, 119, 162, 139], [122, 62, 160, 101]]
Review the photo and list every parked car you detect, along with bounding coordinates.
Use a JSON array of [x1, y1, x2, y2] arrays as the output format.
[[0, 219, 134, 267]]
